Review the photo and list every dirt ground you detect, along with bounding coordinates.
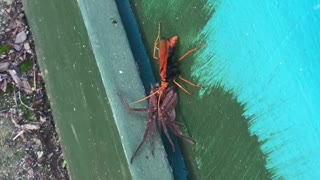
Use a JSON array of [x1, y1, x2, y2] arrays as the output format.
[[0, 0, 68, 179]]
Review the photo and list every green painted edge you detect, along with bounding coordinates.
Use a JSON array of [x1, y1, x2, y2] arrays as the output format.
[[22, 0, 173, 179], [77, 0, 174, 179]]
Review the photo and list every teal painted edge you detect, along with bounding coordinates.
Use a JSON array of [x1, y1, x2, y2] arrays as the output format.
[[77, 0, 174, 179]]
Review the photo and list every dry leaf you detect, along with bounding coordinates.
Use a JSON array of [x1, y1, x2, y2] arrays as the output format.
[[0, 62, 10, 72], [37, 151, 44, 159], [22, 79, 33, 94], [22, 124, 40, 130], [7, 69, 22, 88], [32, 138, 42, 145], [0, 79, 7, 92], [15, 31, 27, 43], [40, 116, 46, 123], [0, 112, 8, 117], [27, 168, 34, 178]]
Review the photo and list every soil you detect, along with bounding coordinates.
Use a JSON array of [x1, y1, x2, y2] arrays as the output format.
[[0, 0, 69, 179]]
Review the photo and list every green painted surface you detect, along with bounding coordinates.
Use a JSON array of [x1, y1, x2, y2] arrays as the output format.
[[22, 0, 132, 179], [24, 0, 130, 179], [130, 0, 271, 179], [75, 0, 174, 179], [23, 0, 174, 179]]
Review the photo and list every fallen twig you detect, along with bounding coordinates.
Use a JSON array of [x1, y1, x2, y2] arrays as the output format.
[[13, 129, 25, 141], [17, 91, 34, 111], [33, 61, 36, 91], [13, 88, 18, 107]]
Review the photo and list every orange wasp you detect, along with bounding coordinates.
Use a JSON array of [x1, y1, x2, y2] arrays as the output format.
[[132, 22, 202, 109]]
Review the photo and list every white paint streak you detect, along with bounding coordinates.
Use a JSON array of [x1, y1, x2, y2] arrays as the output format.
[[71, 124, 80, 146]]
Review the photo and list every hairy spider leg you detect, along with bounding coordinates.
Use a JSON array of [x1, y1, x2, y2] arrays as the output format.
[[150, 117, 157, 155], [130, 120, 152, 163], [167, 123, 195, 145], [161, 119, 175, 152], [118, 91, 158, 163]]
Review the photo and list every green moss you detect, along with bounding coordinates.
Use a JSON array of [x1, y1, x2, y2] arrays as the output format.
[[62, 160, 67, 169], [0, 44, 11, 55], [44, 95, 51, 108], [6, 83, 14, 93], [19, 94, 36, 121], [20, 59, 33, 72], [21, 94, 31, 104], [21, 105, 37, 121], [0, 83, 13, 96], [29, 80, 34, 89]]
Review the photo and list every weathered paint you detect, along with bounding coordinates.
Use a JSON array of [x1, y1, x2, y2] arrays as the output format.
[[23, 0, 174, 179], [192, 0, 320, 179], [22, 0, 132, 178]]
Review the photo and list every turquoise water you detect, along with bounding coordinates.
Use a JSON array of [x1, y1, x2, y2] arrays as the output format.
[[192, 0, 320, 179]]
